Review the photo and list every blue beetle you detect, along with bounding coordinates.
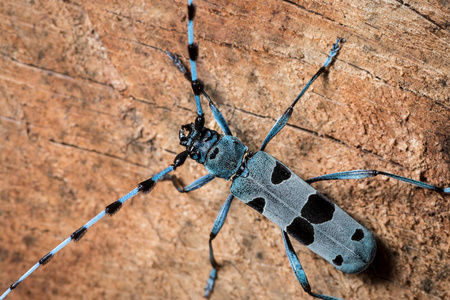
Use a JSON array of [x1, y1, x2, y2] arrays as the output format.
[[1, 1, 449, 300]]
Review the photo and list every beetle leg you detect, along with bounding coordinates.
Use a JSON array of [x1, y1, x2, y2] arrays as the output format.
[[204, 194, 234, 298], [260, 38, 344, 151], [162, 173, 215, 193], [282, 230, 343, 300], [305, 170, 449, 193]]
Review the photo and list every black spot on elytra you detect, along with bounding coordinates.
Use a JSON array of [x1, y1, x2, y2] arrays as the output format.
[[209, 148, 219, 159], [247, 197, 266, 214], [286, 217, 314, 246], [351, 229, 364, 241], [333, 255, 343, 266], [301, 193, 335, 224], [271, 161, 291, 184]]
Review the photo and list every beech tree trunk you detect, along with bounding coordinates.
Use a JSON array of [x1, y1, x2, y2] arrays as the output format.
[[0, 0, 448, 299]]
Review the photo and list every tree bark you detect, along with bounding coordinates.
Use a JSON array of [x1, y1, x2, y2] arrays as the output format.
[[0, 0, 449, 299]]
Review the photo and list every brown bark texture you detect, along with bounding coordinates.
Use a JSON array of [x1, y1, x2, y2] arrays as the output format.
[[0, 0, 449, 299]]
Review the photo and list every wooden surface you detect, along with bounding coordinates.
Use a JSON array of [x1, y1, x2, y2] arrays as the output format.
[[0, 0, 449, 299]]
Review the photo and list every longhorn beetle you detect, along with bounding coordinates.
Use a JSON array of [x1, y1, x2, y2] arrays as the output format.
[[1, 1, 449, 299]]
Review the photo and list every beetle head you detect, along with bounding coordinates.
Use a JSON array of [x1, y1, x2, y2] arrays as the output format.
[[179, 122, 220, 164]]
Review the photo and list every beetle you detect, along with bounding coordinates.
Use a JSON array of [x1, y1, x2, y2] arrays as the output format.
[[1, 0, 449, 299]]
